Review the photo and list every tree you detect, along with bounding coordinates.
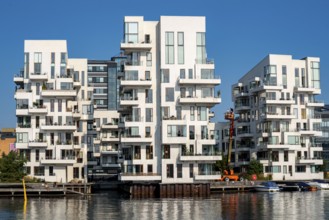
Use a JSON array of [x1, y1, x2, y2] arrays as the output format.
[[0, 151, 26, 182], [247, 159, 263, 175], [214, 155, 228, 172]]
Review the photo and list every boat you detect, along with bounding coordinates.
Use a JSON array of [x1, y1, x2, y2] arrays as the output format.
[[280, 183, 300, 192], [253, 181, 280, 192], [297, 182, 318, 191], [308, 180, 329, 190]]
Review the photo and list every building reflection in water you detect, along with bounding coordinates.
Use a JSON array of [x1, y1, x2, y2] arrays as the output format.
[[1, 191, 329, 219]]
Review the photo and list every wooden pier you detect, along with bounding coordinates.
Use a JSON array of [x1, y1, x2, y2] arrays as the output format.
[[210, 182, 255, 192], [0, 183, 91, 197]]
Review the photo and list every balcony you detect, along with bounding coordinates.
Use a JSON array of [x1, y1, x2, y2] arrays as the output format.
[[28, 140, 48, 148], [14, 73, 24, 84], [121, 134, 152, 143], [40, 157, 76, 165], [235, 103, 251, 112], [101, 146, 119, 154], [120, 97, 139, 106], [101, 123, 119, 130], [120, 78, 152, 87], [101, 163, 120, 168], [178, 75, 221, 85], [236, 129, 253, 138], [299, 128, 322, 136], [120, 40, 152, 52], [296, 157, 323, 165], [306, 100, 324, 107], [29, 73, 48, 81], [180, 152, 222, 161], [29, 106, 47, 114], [119, 173, 161, 182], [194, 171, 221, 181], [261, 97, 295, 105], [196, 135, 217, 145], [250, 83, 284, 92], [178, 95, 221, 107], [294, 86, 321, 95], [73, 79, 81, 88], [101, 136, 120, 142], [40, 123, 76, 131], [41, 89, 76, 97], [261, 112, 295, 120], [16, 106, 29, 115]]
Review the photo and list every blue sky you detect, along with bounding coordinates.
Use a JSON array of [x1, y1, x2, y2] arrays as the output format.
[[0, 0, 328, 128]]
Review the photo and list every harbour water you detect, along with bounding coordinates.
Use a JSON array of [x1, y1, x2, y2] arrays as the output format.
[[1, 191, 329, 220]]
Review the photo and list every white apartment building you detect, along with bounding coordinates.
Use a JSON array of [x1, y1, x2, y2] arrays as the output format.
[[14, 40, 90, 183], [223, 54, 324, 180], [118, 16, 222, 183]]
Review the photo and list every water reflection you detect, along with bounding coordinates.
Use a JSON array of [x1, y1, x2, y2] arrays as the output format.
[[0, 191, 329, 220]]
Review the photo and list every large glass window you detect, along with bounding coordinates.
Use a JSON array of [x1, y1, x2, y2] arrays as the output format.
[[167, 125, 186, 137], [165, 32, 174, 64], [166, 88, 174, 102], [146, 108, 153, 122], [311, 61, 320, 89], [177, 32, 184, 64], [282, 65, 287, 88], [201, 69, 214, 79], [34, 52, 42, 74], [196, 33, 206, 64], [124, 22, 138, 43], [161, 69, 170, 83], [125, 71, 138, 81], [146, 52, 152, 66], [264, 65, 277, 86], [177, 164, 183, 178]]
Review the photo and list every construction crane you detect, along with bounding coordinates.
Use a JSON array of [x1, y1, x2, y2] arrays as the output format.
[[220, 108, 239, 181]]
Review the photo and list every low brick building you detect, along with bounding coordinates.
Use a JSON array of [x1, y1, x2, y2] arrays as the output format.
[[0, 128, 16, 157]]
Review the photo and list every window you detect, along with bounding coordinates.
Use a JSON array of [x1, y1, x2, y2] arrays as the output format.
[[34, 166, 45, 176], [288, 136, 299, 145], [167, 164, 174, 178], [189, 125, 195, 140], [295, 165, 306, 173], [58, 100, 62, 112], [265, 166, 281, 173], [51, 52, 55, 64], [161, 69, 170, 83], [36, 83, 40, 95], [202, 87, 212, 98], [145, 127, 151, 138], [146, 108, 153, 122], [134, 146, 141, 159], [166, 88, 174, 102], [311, 61, 320, 89], [180, 69, 185, 79], [163, 145, 170, 159], [146, 52, 152, 66], [145, 71, 151, 80], [73, 167, 79, 179], [165, 32, 174, 64], [49, 166, 54, 176], [145, 89, 153, 103], [295, 68, 300, 87], [177, 164, 183, 178], [60, 53, 66, 64], [284, 151, 288, 162], [189, 164, 194, 178], [51, 66, 55, 79], [162, 107, 170, 119], [16, 132, 28, 143], [190, 106, 195, 121], [177, 32, 184, 64], [196, 33, 206, 64], [124, 22, 138, 43], [147, 165, 153, 173], [50, 99, 54, 112], [189, 69, 193, 79], [197, 107, 207, 121], [24, 53, 29, 78], [146, 145, 153, 159], [201, 69, 215, 79], [167, 125, 186, 137], [125, 71, 138, 81], [264, 65, 277, 86], [34, 52, 42, 74], [282, 65, 287, 88], [35, 149, 40, 162]]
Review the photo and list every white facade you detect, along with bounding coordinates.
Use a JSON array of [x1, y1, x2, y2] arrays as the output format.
[[222, 54, 324, 180], [118, 16, 222, 183], [15, 40, 89, 183]]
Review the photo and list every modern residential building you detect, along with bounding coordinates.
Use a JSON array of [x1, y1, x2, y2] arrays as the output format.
[[0, 128, 16, 157], [315, 104, 329, 172], [221, 54, 324, 180], [118, 16, 222, 183], [13, 16, 222, 184], [87, 60, 121, 180], [14, 40, 89, 183]]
